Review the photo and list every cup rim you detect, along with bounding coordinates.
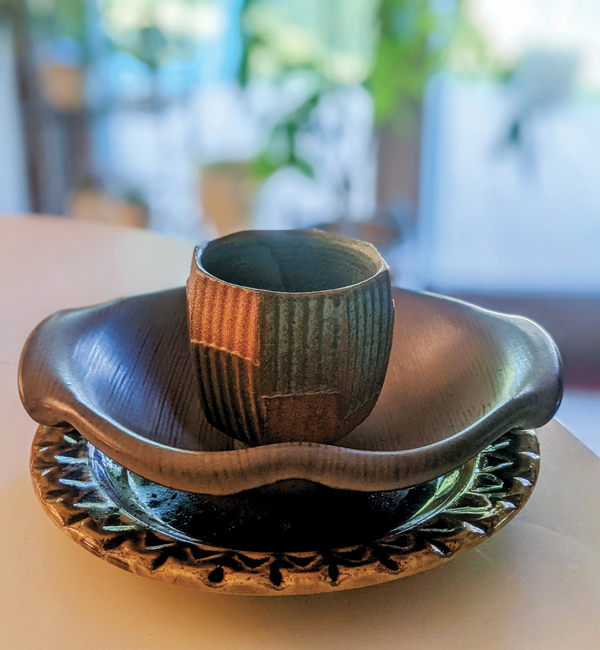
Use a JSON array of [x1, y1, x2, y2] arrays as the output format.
[[194, 229, 389, 296]]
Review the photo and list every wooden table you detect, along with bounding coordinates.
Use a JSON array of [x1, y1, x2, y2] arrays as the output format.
[[1, 216, 599, 649]]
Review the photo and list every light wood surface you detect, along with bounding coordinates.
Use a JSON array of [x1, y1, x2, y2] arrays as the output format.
[[1, 215, 599, 649]]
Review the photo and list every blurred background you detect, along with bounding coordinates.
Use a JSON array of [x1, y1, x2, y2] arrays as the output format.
[[1, 0, 599, 452]]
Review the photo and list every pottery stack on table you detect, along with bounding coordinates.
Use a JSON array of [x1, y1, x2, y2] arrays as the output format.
[[19, 230, 562, 595]]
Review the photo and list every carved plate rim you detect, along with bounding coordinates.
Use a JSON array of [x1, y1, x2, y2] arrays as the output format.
[[31, 425, 540, 596]]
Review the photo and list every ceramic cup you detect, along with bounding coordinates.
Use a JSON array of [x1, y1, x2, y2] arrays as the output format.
[[186, 230, 394, 446]]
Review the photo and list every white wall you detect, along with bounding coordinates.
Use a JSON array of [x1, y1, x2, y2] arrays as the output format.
[[419, 75, 600, 294]]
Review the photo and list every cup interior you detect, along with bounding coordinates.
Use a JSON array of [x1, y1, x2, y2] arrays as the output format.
[[199, 231, 381, 293]]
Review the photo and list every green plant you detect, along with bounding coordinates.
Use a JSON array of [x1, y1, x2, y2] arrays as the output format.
[[238, 0, 473, 181], [246, 88, 321, 180], [370, 0, 446, 129]]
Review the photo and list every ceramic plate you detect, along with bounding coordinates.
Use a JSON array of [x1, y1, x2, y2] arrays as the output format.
[[31, 425, 539, 595]]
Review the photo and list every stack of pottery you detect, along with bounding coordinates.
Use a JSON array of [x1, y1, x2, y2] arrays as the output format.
[[19, 230, 562, 595]]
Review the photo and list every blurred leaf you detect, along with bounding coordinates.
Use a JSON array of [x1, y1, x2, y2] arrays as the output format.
[[247, 153, 280, 181], [237, 0, 484, 178], [289, 156, 314, 178]]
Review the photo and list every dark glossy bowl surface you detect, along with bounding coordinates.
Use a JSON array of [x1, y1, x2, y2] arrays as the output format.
[[19, 287, 561, 494]]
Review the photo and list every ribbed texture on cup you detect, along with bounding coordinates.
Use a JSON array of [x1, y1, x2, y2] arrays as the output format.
[[187, 268, 266, 443], [187, 255, 394, 446], [187, 269, 260, 365], [343, 272, 395, 417], [259, 272, 393, 417]]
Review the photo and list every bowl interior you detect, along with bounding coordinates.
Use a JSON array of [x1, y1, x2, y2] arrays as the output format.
[[199, 231, 381, 293], [64, 288, 551, 452]]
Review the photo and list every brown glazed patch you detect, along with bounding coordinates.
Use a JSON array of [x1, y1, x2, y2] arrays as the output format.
[[262, 393, 345, 443]]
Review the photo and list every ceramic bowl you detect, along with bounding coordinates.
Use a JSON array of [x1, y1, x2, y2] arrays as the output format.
[[19, 286, 562, 494]]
